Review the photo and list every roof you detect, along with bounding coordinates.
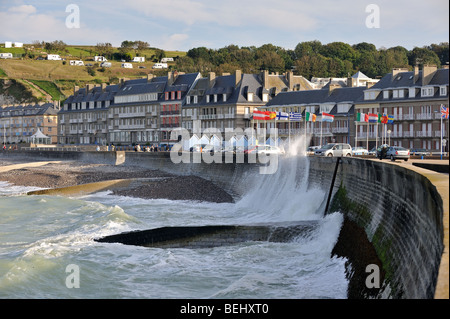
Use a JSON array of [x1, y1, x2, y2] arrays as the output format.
[[264, 86, 365, 115]]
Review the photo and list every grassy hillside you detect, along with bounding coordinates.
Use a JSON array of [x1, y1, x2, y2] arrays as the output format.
[[0, 45, 186, 102]]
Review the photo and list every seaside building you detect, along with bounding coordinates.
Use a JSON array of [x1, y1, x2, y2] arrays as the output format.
[[356, 65, 449, 151], [263, 85, 365, 146], [181, 69, 314, 136], [59, 72, 200, 147], [0, 102, 59, 145]]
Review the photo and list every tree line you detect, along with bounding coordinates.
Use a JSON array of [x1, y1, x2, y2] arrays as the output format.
[[175, 41, 449, 80]]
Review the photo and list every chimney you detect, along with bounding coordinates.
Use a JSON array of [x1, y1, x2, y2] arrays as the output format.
[[392, 68, 408, 78], [262, 70, 269, 89], [422, 64, 437, 86], [147, 74, 154, 82], [366, 81, 375, 89], [235, 69, 242, 86], [328, 83, 340, 95], [85, 84, 95, 93], [414, 65, 420, 83], [347, 77, 353, 87], [286, 71, 294, 91], [208, 72, 215, 88], [167, 71, 174, 86], [74, 86, 79, 94], [101, 83, 107, 92]]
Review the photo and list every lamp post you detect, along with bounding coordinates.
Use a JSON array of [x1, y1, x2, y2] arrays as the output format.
[[387, 129, 391, 146]]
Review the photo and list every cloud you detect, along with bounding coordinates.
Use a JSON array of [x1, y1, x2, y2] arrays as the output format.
[[159, 34, 190, 51], [8, 4, 37, 15]]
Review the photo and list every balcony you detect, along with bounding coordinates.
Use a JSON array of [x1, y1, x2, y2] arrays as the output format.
[[332, 127, 349, 134]]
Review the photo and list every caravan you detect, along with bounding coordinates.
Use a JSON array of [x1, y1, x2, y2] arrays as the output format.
[[69, 60, 84, 66], [94, 56, 107, 62], [0, 53, 13, 59], [152, 63, 168, 69], [121, 63, 133, 68], [132, 56, 145, 63], [47, 54, 62, 60], [161, 57, 174, 63]]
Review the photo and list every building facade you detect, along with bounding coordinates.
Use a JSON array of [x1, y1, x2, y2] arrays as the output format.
[[357, 65, 449, 151], [1, 103, 59, 145]]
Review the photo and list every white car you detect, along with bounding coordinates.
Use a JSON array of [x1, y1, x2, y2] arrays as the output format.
[[245, 144, 285, 155], [315, 143, 352, 157], [352, 147, 369, 156]]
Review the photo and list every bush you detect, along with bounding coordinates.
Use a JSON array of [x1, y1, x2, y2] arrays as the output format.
[[86, 66, 96, 76]]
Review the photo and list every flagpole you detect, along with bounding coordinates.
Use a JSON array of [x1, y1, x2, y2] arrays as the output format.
[[366, 123, 369, 151], [355, 122, 358, 148], [441, 112, 443, 160], [320, 114, 323, 147]]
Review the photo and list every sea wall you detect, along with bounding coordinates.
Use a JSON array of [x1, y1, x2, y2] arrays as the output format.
[[0, 150, 445, 298]]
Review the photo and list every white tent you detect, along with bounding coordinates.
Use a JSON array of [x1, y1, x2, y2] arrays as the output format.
[[29, 128, 51, 144]]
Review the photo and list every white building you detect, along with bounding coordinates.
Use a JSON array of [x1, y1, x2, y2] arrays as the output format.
[[4, 42, 12, 48]]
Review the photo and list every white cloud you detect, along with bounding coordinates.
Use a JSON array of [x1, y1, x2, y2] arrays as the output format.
[[159, 34, 190, 51], [8, 4, 37, 15]]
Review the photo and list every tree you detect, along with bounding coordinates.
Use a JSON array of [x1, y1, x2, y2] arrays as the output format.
[[294, 40, 323, 59], [96, 43, 114, 59], [134, 41, 150, 56], [428, 42, 449, 66], [321, 42, 359, 64], [408, 46, 441, 67]]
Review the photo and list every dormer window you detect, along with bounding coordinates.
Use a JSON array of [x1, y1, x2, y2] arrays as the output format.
[[171, 91, 175, 100], [193, 95, 198, 104], [186, 96, 191, 104], [383, 90, 390, 99], [262, 93, 269, 102], [177, 91, 181, 99], [247, 92, 253, 102], [206, 95, 210, 103], [421, 87, 434, 97], [440, 86, 447, 96], [165, 92, 169, 100], [214, 94, 217, 103], [223, 94, 227, 102]]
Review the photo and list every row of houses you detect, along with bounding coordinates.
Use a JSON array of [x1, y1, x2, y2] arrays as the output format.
[[0, 103, 59, 144], [1, 66, 448, 151]]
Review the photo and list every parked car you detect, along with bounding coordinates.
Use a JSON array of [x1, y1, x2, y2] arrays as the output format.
[[306, 146, 320, 155], [244, 144, 285, 155], [376, 144, 389, 159], [410, 148, 431, 157], [352, 147, 369, 156], [314, 143, 352, 157], [368, 147, 377, 156], [386, 146, 410, 161]]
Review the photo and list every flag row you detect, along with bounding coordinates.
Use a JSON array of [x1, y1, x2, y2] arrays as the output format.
[[253, 109, 303, 121], [356, 113, 394, 124]]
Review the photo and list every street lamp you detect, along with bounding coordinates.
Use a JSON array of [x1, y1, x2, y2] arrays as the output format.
[[387, 129, 391, 146]]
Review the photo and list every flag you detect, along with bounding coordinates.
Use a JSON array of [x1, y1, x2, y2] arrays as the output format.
[[306, 112, 316, 122], [275, 111, 289, 120], [441, 105, 449, 119], [289, 112, 302, 121], [253, 109, 276, 120], [356, 113, 368, 122], [321, 112, 334, 122], [387, 115, 394, 124], [368, 113, 378, 123], [380, 114, 388, 124]]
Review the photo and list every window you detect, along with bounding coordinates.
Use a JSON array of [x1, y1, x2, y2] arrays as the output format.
[[186, 96, 191, 104], [421, 87, 434, 97], [247, 92, 253, 102], [440, 86, 447, 96], [383, 90, 390, 99]]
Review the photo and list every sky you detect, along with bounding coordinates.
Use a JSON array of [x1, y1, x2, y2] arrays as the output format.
[[0, 0, 448, 52]]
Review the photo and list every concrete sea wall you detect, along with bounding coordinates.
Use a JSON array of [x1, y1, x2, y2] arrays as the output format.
[[1, 150, 445, 298]]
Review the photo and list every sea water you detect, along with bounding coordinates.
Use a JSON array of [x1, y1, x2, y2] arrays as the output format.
[[0, 140, 348, 299]]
